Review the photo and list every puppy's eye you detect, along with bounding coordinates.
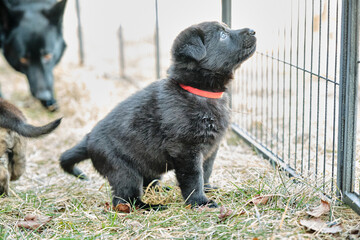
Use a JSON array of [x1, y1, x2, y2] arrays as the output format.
[[19, 57, 29, 65], [220, 31, 229, 40], [43, 53, 53, 62]]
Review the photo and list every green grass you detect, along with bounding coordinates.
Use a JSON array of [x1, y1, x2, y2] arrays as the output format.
[[1, 161, 359, 239]]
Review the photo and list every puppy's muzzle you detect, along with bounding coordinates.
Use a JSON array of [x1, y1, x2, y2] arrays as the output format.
[[247, 29, 256, 36], [241, 28, 256, 49]]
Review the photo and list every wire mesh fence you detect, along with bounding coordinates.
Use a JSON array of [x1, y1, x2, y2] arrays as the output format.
[[230, 0, 359, 214]]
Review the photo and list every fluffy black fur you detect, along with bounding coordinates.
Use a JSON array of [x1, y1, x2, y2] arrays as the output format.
[[60, 21, 256, 209], [0, 0, 67, 111]]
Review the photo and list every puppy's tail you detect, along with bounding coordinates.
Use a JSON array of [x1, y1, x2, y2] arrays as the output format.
[[0, 118, 62, 138], [0, 100, 61, 137], [60, 135, 89, 180]]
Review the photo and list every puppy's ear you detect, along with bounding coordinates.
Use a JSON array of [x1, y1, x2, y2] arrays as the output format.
[[174, 28, 206, 61], [42, 0, 67, 27]]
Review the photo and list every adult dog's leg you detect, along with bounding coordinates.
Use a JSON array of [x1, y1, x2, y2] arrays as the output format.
[[174, 154, 218, 208]]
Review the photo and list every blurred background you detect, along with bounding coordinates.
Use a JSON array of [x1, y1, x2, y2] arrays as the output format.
[[62, 0, 224, 82]]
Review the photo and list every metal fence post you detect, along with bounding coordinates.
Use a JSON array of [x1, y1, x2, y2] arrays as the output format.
[[222, 0, 232, 108], [154, 0, 161, 80], [222, 0, 231, 28], [337, 0, 360, 214], [75, 0, 84, 66], [118, 25, 125, 78]]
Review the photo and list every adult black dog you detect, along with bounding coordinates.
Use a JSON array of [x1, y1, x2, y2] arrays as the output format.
[[0, 0, 67, 111], [60, 22, 256, 209]]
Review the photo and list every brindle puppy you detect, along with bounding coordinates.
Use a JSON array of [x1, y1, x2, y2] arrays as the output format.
[[60, 21, 256, 209], [0, 128, 25, 195], [0, 99, 61, 196]]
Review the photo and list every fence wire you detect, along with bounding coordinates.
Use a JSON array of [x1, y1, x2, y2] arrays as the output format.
[[231, 0, 359, 214]]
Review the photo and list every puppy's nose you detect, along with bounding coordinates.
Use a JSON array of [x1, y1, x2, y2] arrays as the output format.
[[247, 29, 256, 36]]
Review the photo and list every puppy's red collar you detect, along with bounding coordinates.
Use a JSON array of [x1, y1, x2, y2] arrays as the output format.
[[179, 84, 224, 99]]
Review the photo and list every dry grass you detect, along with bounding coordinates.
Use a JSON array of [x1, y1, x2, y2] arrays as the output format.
[[0, 61, 360, 239]]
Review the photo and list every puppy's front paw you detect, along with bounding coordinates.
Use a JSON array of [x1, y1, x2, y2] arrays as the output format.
[[190, 200, 219, 209], [187, 197, 218, 208]]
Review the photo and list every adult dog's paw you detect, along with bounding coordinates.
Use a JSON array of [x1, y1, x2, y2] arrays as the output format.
[[41, 99, 59, 112]]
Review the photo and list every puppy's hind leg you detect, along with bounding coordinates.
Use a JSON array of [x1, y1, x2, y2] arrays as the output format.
[[8, 133, 26, 181], [107, 165, 166, 211], [0, 159, 9, 196], [108, 166, 143, 209]]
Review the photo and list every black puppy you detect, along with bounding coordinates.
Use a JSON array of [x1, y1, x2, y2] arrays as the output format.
[[0, 0, 67, 111], [60, 22, 256, 209]]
